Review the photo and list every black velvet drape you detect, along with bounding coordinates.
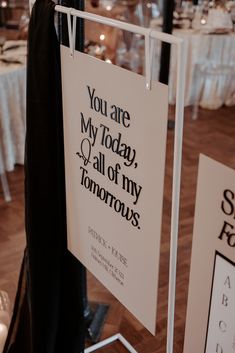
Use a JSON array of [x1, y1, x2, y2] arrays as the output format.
[[3, 1, 85, 352]]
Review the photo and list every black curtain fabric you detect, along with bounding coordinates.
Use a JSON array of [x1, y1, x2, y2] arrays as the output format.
[[3, 1, 85, 352]]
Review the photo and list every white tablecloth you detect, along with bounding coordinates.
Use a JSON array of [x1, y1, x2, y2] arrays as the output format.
[[0, 64, 26, 173], [151, 29, 235, 107]]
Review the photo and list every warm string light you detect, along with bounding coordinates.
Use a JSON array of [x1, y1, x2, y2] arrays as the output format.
[[201, 17, 207, 25], [1, 1, 7, 8]]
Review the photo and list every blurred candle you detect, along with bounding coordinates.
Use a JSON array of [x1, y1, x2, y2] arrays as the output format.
[[0, 323, 7, 353]]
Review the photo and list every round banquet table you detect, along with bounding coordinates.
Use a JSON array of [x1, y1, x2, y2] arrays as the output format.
[[151, 28, 235, 108], [0, 63, 26, 174]]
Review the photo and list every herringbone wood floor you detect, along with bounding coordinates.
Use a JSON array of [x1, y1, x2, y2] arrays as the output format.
[[1, 105, 235, 352]]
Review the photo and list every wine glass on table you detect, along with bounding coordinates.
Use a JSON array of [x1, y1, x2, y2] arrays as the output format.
[[0, 36, 6, 55], [231, 7, 235, 31], [185, 2, 195, 29]]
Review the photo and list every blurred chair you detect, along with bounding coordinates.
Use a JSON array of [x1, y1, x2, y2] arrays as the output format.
[[0, 291, 11, 353], [0, 143, 11, 202], [192, 62, 234, 120]]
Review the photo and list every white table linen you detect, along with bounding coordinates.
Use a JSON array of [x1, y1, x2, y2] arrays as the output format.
[[151, 29, 235, 107], [0, 64, 26, 172]]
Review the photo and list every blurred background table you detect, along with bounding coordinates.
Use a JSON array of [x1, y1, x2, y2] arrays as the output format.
[[0, 66, 26, 175], [85, 1, 235, 109], [0, 40, 26, 182], [157, 28, 235, 108]]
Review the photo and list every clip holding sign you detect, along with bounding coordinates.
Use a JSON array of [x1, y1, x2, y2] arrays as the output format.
[[72, 14, 77, 55], [67, 8, 75, 58], [144, 29, 152, 90]]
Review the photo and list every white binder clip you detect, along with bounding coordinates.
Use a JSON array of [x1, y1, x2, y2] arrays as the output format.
[[145, 29, 152, 90], [72, 14, 77, 54], [67, 8, 74, 58]]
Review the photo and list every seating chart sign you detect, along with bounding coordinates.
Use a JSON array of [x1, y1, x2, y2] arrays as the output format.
[[205, 252, 235, 353], [184, 154, 235, 353], [60, 45, 168, 334]]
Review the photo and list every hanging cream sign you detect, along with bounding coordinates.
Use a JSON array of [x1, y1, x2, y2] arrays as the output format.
[[60, 45, 168, 334]]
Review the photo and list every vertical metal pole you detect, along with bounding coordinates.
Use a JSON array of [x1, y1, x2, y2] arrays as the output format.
[[166, 39, 186, 353], [159, 0, 175, 129], [74, 0, 84, 52], [159, 0, 174, 84], [58, 0, 90, 330], [71, 0, 90, 327]]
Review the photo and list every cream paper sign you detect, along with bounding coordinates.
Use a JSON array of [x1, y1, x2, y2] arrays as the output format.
[[184, 154, 235, 353], [60, 45, 168, 334]]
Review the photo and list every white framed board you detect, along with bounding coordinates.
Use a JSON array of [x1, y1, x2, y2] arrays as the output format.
[[60, 45, 169, 334], [184, 154, 235, 353]]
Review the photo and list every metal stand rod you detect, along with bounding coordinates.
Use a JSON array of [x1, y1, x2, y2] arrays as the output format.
[[55, 6, 186, 353], [55, 5, 182, 45], [85, 333, 138, 353], [166, 39, 186, 353], [159, 0, 174, 84]]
